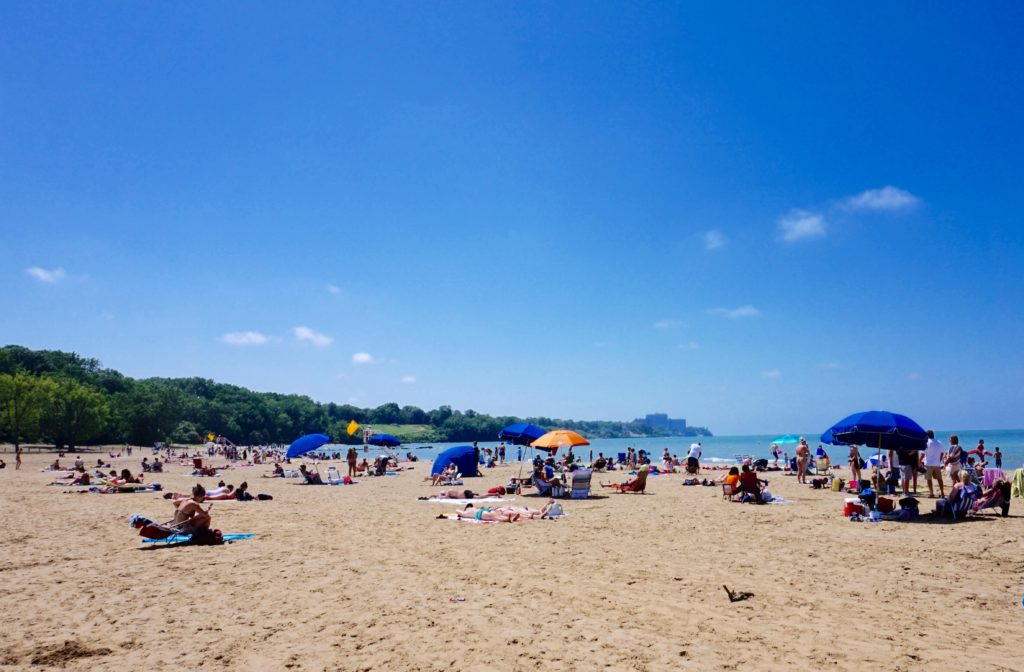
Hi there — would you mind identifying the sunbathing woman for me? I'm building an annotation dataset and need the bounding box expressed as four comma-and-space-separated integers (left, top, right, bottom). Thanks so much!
453, 506, 520, 522
172, 485, 212, 532
421, 488, 496, 500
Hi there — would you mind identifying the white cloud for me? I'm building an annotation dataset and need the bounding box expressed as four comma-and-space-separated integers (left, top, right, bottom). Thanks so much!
325, 284, 340, 295
292, 326, 333, 348
679, 341, 700, 350
762, 369, 782, 378
818, 362, 843, 370
703, 230, 726, 251
352, 352, 378, 365
842, 186, 920, 212
778, 210, 825, 242
908, 372, 922, 381
401, 375, 416, 384
709, 305, 761, 319
25, 266, 67, 284
653, 319, 684, 329
220, 331, 269, 346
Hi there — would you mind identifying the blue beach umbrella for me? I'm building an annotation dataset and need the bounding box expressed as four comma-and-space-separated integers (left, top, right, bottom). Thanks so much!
820, 410, 927, 452
499, 423, 548, 446
367, 433, 401, 448
286, 433, 331, 459
769, 434, 801, 445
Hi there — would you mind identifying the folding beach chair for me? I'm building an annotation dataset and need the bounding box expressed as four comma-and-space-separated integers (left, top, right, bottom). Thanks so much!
326, 466, 343, 484
569, 469, 592, 499
722, 483, 736, 501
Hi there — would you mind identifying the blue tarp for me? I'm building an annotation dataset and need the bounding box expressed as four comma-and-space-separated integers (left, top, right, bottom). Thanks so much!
286, 433, 331, 458
431, 444, 479, 478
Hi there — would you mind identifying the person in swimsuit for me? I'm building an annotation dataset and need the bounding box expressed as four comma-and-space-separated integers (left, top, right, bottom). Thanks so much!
172, 485, 212, 532
795, 438, 811, 485
453, 506, 519, 522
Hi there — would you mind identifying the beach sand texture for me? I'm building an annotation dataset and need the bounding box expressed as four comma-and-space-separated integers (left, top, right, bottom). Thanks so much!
1, 452, 1022, 672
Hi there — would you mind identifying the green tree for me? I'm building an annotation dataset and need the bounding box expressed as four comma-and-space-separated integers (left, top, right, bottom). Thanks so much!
41, 377, 109, 450
0, 372, 56, 449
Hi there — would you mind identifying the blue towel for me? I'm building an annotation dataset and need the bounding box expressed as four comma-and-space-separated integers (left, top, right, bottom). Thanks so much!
142, 533, 254, 544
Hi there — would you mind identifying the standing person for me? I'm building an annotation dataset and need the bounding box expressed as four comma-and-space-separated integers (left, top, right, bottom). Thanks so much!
498, 442, 506, 465
944, 435, 963, 483
848, 445, 862, 486
994, 446, 1002, 469
686, 442, 702, 473
889, 446, 918, 497
346, 446, 358, 478
15, 445, 22, 470
795, 438, 811, 485
923, 430, 945, 499
770, 444, 781, 467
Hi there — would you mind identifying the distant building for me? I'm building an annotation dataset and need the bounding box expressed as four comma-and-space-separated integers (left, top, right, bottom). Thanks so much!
634, 413, 687, 433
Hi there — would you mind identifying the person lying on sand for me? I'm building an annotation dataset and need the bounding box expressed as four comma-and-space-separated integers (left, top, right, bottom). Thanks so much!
452, 506, 520, 522
166, 484, 236, 501
420, 488, 505, 500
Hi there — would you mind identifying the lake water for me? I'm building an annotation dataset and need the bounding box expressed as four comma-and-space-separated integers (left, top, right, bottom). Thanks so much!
335, 428, 1024, 471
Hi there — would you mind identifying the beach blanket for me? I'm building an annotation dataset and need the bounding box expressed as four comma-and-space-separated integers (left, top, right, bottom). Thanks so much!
420, 497, 511, 505
91, 484, 162, 494
143, 533, 255, 544
765, 497, 795, 505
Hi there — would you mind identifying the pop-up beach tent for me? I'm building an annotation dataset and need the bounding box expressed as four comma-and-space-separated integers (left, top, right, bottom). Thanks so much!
432, 445, 479, 478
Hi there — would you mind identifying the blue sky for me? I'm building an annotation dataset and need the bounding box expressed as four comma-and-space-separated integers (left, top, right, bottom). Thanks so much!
2, 3, 1022, 434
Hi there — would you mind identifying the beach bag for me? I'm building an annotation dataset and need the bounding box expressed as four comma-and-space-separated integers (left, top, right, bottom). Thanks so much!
831, 478, 845, 492
545, 502, 564, 518
551, 484, 566, 498
877, 497, 895, 513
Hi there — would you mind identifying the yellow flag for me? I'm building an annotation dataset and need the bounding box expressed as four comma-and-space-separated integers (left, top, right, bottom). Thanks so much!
207, 433, 215, 442
346, 420, 360, 436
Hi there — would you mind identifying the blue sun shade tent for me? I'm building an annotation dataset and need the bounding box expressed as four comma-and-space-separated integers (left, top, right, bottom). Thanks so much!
431, 445, 478, 478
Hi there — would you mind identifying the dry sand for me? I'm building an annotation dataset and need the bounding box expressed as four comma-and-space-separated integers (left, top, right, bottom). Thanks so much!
1, 450, 1022, 672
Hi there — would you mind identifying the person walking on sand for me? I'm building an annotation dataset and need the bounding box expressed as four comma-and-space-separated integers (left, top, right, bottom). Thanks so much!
923, 430, 945, 499
15, 446, 22, 470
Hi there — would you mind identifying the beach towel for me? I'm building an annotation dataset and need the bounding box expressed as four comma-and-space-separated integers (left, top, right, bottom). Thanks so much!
1010, 469, 1024, 498
420, 497, 511, 505
143, 533, 254, 544
983, 468, 1006, 489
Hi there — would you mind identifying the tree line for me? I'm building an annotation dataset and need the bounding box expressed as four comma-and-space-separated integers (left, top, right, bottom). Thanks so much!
0, 345, 710, 450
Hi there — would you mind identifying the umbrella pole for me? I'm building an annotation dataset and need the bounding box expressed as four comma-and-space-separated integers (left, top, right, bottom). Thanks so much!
876, 433, 883, 508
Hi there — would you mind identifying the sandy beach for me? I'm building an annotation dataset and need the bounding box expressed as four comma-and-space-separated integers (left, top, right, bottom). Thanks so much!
1, 450, 1021, 672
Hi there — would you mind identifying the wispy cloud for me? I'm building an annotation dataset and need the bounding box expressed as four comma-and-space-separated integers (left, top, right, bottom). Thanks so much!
842, 186, 920, 212
778, 210, 825, 242
709, 305, 761, 319
292, 326, 333, 348
679, 341, 700, 350
653, 319, 684, 329
703, 230, 726, 251
325, 284, 340, 295
762, 369, 782, 378
401, 375, 416, 384
352, 352, 378, 365
25, 266, 67, 284
907, 372, 922, 381
220, 331, 269, 346
818, 362, 843, 370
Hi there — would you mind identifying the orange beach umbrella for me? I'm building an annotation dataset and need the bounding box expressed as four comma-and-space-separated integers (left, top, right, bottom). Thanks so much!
530, 430, 590, 455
